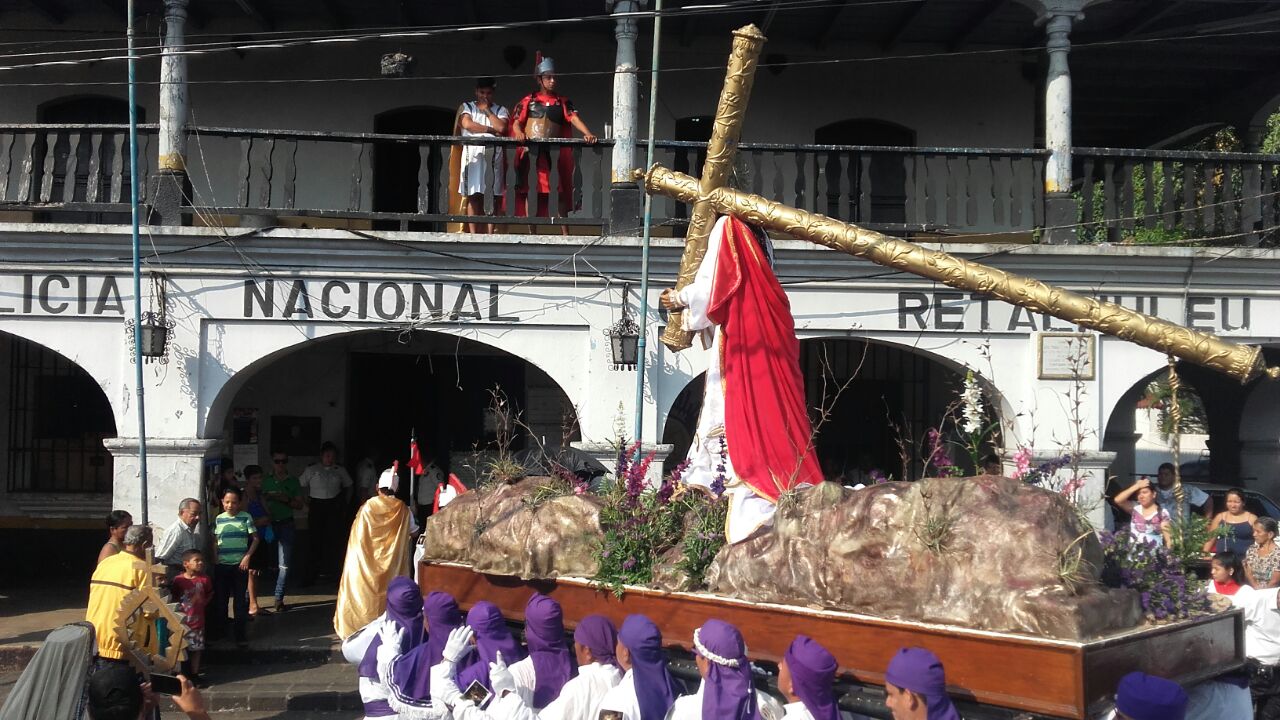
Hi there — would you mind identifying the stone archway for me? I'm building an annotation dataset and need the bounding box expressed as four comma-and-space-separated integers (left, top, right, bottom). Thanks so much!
659, 337, 1008, 481
0, 329, 118, 495
203, 328, 580, 486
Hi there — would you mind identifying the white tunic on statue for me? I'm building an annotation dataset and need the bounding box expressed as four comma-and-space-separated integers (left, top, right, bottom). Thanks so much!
676, 215, 779, 545
597, 670, 642, 720
666, 681, 785, 720
534, 662, 622, 720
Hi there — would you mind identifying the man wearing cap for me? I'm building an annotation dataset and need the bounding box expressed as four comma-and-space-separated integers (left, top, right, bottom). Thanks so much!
511, 54, 597, 222
333, 463, 417, 639
668, 618, 784, 720
780, 635, 841, 720
598, 614, 682, 720
883, 647, 960, 720
1108, 671, 1188, 720
456, 77, 510, 234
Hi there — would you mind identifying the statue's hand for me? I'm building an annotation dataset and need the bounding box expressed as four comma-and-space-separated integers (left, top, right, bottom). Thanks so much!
660, 289, 683, 311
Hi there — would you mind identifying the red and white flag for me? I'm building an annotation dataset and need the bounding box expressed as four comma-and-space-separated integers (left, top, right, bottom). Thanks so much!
408, 434, 425, 476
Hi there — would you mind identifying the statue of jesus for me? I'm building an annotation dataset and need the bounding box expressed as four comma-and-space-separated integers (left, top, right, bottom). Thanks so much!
661, 215, 824, 543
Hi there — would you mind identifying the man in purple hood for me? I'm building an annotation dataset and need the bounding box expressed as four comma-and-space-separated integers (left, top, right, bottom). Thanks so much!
383, 591, 468, 718
780, 635, 840, 720
508, 593, 575, 709
355, 577, 422, 719
668, 619, 782, 720
884, 647, 960, 720
598, 614, 682, 720
457, 601, 527, 693
534, 614, 623, 720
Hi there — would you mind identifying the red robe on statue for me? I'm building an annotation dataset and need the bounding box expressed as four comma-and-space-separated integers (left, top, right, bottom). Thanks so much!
707, 216, 824, 500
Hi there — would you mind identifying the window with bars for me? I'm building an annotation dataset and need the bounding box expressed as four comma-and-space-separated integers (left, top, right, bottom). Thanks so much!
5, 335, 116, 493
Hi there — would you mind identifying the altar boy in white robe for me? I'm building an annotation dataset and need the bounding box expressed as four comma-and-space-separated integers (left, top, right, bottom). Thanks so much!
598, 615, 682, 720
667, 619, 784, 720
534, 614, 622, 720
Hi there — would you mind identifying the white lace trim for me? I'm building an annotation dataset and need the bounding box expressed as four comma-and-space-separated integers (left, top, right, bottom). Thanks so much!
693, 627, 743, 668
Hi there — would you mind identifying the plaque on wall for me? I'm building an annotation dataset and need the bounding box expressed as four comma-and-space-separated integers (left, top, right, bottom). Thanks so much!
1037, 333, 1096, 380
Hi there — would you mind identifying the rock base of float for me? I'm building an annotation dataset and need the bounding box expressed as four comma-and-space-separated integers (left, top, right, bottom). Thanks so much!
705, 476, 1143, 640
421, 477, 605, 580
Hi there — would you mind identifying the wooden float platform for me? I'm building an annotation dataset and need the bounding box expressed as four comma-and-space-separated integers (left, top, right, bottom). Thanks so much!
419, 560, 1244, 719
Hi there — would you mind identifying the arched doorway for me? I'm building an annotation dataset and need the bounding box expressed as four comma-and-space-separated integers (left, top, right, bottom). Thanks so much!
814, 118, 915, 225
372, 106, 456, 229
0, 330, 117, 494
661, 338, 1002, 481
210, 330, 578, 488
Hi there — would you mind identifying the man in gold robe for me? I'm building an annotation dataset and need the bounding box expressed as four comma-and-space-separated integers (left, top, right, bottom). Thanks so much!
334, 462, 418, 639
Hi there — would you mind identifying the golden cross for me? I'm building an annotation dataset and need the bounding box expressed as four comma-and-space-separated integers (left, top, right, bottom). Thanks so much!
644, 26, 1277, 384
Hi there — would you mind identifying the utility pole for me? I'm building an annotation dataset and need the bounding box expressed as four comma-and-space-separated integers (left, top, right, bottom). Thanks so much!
633, 0, 662, 445
127, 0, 150, 523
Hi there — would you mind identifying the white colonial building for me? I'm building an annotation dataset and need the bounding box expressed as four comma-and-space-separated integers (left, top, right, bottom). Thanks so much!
0, 0, 1278, 575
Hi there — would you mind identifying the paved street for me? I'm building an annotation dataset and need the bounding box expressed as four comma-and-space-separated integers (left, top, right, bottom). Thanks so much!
1, 580, 361, 717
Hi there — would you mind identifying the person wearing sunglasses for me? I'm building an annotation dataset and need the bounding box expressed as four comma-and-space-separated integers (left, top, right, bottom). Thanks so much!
263, 451, 303, 612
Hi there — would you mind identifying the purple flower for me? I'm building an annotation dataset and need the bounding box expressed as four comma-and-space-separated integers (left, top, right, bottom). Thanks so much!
622, 557, 636, 570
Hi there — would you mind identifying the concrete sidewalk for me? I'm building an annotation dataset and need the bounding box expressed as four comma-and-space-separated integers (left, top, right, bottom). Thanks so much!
0, 580, 361, 717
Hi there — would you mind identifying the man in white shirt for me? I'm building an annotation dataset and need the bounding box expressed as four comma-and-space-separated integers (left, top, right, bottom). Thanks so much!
300, 441, 353, 583
1153, 463, 1212, 523
155, 497, 205, 577
458, 77, 510, 234
1239, 586, 1280, 718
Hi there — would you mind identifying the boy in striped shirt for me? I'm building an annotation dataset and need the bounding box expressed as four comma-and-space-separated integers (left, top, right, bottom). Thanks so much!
212, 486, 258, 647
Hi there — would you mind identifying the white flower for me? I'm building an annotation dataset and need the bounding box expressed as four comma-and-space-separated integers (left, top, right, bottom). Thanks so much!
961, 372, 984, 436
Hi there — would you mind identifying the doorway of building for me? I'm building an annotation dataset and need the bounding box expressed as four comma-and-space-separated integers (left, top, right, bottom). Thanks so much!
661, 338, 998, 481
372, 106, 455, 230
814, 119, 915, 225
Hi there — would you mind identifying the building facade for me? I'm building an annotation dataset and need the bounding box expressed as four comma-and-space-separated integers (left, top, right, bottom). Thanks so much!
1, 0, 1279, 558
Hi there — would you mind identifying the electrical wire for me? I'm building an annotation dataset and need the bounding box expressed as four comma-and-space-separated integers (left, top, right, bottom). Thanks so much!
0, 8, 1276, 80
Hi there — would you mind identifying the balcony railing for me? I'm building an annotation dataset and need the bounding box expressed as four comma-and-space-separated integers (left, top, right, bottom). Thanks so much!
1, 124, 1277, 245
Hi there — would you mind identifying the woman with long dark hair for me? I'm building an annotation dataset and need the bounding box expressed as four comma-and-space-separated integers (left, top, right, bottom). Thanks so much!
1114, 477, 1173, 547
1202, 488, 1257, 556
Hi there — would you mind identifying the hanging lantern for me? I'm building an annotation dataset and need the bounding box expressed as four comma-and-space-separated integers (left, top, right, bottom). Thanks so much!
605, 313, 641, 368
139, 311, 170, 358
604, 283, 641, 369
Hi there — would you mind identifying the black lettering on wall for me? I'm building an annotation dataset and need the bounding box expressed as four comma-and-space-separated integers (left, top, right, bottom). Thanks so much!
374, 282, 405, 320
488, 284, 518, 322
321, 281, 351, 319
93, 276, 123, 315
412, 283, 443, 320
450, 283, 482, 321
898, 292, 929, 330
244, 279, 274, 318
38, 274, 70, 314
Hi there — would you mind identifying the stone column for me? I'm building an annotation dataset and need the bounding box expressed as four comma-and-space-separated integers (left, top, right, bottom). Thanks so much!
607, 0, 644, 235
1041, 8, 1080, 244
150, 0, 191, 226
105, 437, 218, 532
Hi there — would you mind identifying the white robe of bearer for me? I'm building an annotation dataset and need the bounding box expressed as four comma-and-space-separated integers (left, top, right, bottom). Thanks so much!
597, 670, 642, 720
677, 216, 779, 544
667, 681, 785, 720
533, 662, 622, 720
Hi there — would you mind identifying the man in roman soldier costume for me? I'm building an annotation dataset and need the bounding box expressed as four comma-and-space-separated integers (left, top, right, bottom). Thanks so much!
510, 54, 597, 221
661, 215, 824, 544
